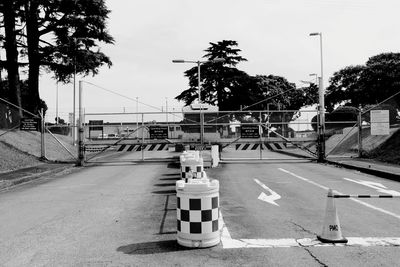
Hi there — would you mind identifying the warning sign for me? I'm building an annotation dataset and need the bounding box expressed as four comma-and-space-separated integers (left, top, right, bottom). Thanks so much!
149, 126, 168, 139
240, 125, 260, 138
371, 110, 389, 135
20, 118, 40, 131
89, 120, 103, 131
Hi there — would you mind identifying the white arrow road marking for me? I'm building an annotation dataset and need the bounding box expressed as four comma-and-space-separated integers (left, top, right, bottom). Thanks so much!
254, 179, 281, 206
344, 178, 400, 196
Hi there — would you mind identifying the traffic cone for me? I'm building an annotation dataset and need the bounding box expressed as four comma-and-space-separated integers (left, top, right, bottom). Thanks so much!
317, 189, 348, 243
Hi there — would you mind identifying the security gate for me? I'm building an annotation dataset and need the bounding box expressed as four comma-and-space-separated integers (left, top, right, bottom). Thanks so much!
81, 106, 323, 163
75, 81, 366, 165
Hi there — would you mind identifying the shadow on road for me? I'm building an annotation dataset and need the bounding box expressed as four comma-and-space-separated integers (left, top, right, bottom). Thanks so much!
152, 189, 176, 195
117, 240, 191, 255
154, 183, 176, 187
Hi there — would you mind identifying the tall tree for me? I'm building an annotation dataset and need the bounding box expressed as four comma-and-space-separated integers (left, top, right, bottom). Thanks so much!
248, 75, 318, 135
175, 40, 249, 110
21, 0, 114, 114
1, 0, 23, 116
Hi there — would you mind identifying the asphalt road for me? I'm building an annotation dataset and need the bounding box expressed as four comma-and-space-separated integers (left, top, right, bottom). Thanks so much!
1, 150, 400, 266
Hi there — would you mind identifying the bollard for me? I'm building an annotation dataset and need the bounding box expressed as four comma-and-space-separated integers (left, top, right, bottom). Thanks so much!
180, 151, 205, 181
176, 178, 220, 248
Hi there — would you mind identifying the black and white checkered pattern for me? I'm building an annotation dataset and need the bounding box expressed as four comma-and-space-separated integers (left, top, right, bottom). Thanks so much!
177, 196, 219, 234
181, 165, 205, 180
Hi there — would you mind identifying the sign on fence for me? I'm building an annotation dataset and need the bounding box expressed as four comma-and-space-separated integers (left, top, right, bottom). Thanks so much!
149, 126, 168, 139
89, 120, 103, 131
240, 125, 260, 138
20, 118, 40, 131
371, 110, 389, 136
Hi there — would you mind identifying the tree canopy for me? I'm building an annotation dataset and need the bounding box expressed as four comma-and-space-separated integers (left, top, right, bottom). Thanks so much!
175, 40, 319, 114
0, 0, 114, 115
326, 52, 400, 112
175, 40, 250, 111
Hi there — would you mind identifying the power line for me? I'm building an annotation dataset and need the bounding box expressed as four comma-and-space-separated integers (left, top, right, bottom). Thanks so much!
82, 81, 163, 111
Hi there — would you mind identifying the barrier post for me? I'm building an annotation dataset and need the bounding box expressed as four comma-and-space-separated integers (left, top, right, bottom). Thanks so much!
176, 178, 220, 248
358, 105, 363, 157
141, 113, 144, 160
180, 151, 206, 182
40, 109, 46, 160
77, 81, 85, 166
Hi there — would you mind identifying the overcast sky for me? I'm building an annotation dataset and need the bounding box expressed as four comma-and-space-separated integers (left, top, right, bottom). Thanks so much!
39, 0, 400, 122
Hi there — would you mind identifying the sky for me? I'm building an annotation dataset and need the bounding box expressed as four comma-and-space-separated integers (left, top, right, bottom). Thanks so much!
38, 0, 400, 123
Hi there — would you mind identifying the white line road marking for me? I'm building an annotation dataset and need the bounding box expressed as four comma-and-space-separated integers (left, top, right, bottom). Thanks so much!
344, 178, 400, 196
220, 211, 400, 248
278, 168, 329, 190
254, 179, 281, 206
278, 168, 400, 220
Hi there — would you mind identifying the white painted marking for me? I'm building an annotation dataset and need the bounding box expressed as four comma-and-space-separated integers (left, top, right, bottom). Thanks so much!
220, 211, 400, 248
278, 168, 329, 190
278, 168, 400, 220
254, 179, 281, 206
223, 237, 400, 248
344, 178, 400, 196
220, 212, 247, 249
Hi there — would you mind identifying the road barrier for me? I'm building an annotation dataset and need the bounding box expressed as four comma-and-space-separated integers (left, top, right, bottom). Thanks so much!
180, 151, 206, 182
176, 178, 220, 248
117, 143, 168, 152
85, 143, 170, 153
318, 189, 348, 243
234, 143, 287, 150
330, 194, 400, 198
318, 189, 400, 243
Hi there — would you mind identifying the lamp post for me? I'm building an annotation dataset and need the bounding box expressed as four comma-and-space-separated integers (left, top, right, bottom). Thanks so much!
71, 38, 78, 145
172, 58, 225, 103
309, 32, 325, 161
172, 57, 225, 146
71, 37, 89, 145
56, 82, 59, 124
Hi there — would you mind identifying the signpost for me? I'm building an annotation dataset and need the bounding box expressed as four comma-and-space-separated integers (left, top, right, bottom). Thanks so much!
149, 126, 168, 139
88, 120, 103, 139
240, 125, 260, 139
370, 110, 389, 136
20, 118, 40, 131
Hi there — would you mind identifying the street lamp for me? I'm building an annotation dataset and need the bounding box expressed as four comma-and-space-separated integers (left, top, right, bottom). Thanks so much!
71, 37, 88, 145
172, 57, 225, 103
172, 57, 225, 147
309, 32, 325, 161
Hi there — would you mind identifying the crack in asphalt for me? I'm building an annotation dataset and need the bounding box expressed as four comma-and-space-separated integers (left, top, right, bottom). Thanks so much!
301, 246, 329, 267
290, 221, 316, 235
291, 221, 329, 266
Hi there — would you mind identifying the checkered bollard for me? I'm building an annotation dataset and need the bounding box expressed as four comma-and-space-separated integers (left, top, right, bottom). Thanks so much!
180, 153, 205, 182
176, 179, 220, 248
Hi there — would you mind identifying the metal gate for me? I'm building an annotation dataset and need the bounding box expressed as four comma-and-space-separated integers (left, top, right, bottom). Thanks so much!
75, 82, 374, 165
81, 106, 322, 164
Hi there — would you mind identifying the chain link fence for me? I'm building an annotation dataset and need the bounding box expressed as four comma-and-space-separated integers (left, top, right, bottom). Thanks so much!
323, 93, 400, 159
0, 97, 78, 172
82, 107, 320, 161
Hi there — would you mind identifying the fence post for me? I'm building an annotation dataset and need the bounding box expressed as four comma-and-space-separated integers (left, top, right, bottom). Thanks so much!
259, 111, 262, 160
358, 105, 363, 158
142, 113, 145, 161
77, 80, 85, 166
40, 109, 46, 160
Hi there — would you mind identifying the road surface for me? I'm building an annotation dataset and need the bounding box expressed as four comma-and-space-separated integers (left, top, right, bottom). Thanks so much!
1, 150, 400, 266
